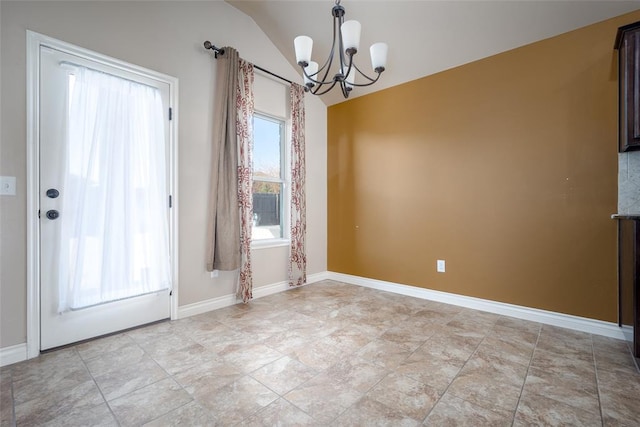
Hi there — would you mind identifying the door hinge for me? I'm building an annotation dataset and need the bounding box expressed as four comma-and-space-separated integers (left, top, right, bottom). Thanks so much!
38, 209, 41, 218
168, 107, 173, 121
169, 195, 172, 208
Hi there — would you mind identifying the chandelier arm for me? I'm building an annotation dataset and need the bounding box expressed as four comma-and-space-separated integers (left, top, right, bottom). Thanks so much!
311, 79, 340, 96
350, 73, 381, 87
340, 82, 351, 98
351, 62, 379, 83
351, 63, 382, 86
301, 63, 332, 87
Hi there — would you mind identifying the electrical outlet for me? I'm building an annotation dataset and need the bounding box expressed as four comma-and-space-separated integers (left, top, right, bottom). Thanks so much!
210, 270, 219, 278
437, 259, 446, 273
0, 176, 16, 196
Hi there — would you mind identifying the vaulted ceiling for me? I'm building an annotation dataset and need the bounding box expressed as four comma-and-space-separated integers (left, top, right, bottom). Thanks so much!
227, 0, 640, 106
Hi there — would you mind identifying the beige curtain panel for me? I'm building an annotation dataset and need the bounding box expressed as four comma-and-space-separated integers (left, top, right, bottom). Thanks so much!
206, 47, 241, 272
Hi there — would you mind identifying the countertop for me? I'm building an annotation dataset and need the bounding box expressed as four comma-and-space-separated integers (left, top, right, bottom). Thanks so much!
611, 213, 640, 220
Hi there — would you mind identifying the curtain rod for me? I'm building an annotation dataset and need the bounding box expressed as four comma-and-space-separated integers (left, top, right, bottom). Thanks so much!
203, 41, 294, 86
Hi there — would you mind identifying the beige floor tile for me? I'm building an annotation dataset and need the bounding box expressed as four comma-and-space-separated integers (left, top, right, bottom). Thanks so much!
125, 320, 176, 347
446, 370, 522, 416
379, 324, 439, 346
493, 316, 541, 334
356, 338, 420, 369
598, 368, 640, 425
514, 391, 602, 427
143, 401, 218, 426
39, 402, 117, 427
458, 351, 529, 389
523, 367, 598, 412
322, 327, 374, 354
530, 347, 597, 380
173, 357, 243, 388
14, 380, 104, 425
367, 373, 440, 422
322, 357, 389, 393
473, 335, 535, 367
250, 356, 318, 395
0, 371, 13, 426
93, 355, 168, 401
492, 323, 540, 347
193, 375, 278, 425
601, 391, 640, 426
12, 352, 92, 405
333, 396, 421, 426
150, 342, 219, 375
84, 343, 146, 377
425, 327, 484, 358
284, 377, 362, 424
240, 398, 320, 426
287, 336, 346, 370
221, 343, 284, 374
424, 393, 513, 426
536, 325, 593, 355
395, 344, 466, 394
594, 340, 638, 376
109, 378, 192, 426
75, 333, 136, 361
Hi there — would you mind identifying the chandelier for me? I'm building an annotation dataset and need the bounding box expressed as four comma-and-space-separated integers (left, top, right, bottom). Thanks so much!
294, 0, 388, 98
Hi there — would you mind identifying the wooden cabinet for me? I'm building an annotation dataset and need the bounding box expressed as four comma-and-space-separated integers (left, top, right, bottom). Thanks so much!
613, 215, 640, 361
615, 22, 640, 152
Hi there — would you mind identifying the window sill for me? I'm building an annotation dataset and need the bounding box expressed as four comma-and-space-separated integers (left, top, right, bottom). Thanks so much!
251, 239, 290, 250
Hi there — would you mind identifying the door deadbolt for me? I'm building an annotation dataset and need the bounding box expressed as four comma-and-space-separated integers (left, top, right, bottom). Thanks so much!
46, 188, 60, 198
46, 210, 60, 220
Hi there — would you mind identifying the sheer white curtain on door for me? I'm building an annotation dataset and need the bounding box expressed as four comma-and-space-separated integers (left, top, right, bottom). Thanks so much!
57, 66, 170, 312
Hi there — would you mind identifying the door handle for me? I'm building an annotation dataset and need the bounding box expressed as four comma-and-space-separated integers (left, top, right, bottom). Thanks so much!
46, 210, 60, 220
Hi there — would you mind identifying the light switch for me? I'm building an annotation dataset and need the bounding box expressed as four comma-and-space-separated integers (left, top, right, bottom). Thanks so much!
0, 176, 16, 196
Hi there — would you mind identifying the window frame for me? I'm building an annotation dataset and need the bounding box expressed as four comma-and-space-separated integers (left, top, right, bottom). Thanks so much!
251, 110, 291, 250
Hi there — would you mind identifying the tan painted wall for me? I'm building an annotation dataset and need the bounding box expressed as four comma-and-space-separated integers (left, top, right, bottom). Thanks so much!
0, 1, 327, 349
328, 10, 640, 323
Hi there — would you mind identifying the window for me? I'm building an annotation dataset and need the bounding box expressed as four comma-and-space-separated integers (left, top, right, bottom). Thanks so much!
252, 113, 287, 242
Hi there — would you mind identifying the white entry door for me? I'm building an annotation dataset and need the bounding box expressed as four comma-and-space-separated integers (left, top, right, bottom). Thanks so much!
39, 44, 174, 350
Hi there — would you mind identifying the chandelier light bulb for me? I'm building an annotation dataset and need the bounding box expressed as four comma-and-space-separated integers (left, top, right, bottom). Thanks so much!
370, 42, 388, 72
304, 61, 319, 87
294, 35, 313, 66
342, 66, 355, 89
341, 20, 361, 54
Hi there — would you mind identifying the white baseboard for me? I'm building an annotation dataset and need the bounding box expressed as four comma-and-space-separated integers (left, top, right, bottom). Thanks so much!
177, 293, 237, 319
307, 271, 331, 283
328, 272, 631, 342
0, 343, 27, 367
622, 325, 634, 342
177, 271, 330, 319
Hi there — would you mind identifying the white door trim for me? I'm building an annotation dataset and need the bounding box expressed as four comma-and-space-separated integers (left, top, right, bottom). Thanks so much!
26, 30, 179, 359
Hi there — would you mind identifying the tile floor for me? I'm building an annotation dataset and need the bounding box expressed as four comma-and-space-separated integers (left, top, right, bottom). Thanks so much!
1, 280, 639, 426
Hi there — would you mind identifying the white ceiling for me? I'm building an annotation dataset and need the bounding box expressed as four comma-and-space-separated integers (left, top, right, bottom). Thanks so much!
227, 0, 640, 106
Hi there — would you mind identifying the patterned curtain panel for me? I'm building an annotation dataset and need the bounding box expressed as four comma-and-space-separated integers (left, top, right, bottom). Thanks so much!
206, 47, 241, 272
236, 60, 255, 302
289, 84, 307, 287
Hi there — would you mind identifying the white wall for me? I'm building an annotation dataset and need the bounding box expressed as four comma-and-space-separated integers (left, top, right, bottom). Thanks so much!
0, 1, 327, 349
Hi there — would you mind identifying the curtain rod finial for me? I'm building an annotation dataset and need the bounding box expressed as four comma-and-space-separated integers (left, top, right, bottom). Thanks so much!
203, 41, 224, 58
